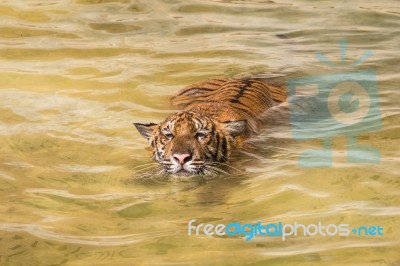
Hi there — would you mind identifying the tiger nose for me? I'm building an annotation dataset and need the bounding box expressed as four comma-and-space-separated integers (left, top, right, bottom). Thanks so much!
172, 153, 192, 165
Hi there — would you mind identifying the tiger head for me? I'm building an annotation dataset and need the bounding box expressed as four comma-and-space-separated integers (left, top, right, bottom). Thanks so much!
134, 111, 246, 175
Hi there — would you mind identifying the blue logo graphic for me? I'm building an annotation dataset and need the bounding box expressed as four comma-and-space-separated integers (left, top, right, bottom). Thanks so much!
286, 39, 381, 168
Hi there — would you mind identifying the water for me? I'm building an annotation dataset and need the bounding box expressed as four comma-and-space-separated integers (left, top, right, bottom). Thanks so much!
0, 0, 399, 265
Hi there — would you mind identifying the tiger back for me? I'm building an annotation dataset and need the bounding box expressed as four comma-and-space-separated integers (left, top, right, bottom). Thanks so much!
171, 78, 287, 136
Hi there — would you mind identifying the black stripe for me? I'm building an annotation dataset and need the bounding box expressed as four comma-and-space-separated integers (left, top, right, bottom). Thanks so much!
231, 80, 251, 102
241, 92, 273, 106
207, 124, 216, 158
210, 123, 216, 136
270, 87, 285, 95
154, 136, 161, 158
205, 136, 212, 146
212, 78, 228, 82
157, 127, 165, 144
249, 81, 271, 97
250, 80, 269, 88
154, 135, 158, 147
159, 138, 166, 145
204, 146, 212, 159
221, 136, 228, 162
177, 84, 234, 99
178, 87, 214, 96
230, 103, 254, 117
214, 133, 220, 161
233, 94, 262, 105
206, 82, 224, 86
194, 117, 204, 128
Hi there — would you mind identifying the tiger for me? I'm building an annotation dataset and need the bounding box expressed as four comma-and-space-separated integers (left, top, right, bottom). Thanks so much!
134, 77, 287, 176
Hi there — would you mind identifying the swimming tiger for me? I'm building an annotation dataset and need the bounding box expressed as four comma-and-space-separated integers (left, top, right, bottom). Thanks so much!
134, 77, 287, 176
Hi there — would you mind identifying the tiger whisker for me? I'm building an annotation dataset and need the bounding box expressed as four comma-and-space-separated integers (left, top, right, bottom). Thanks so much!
134, 169, 160, 178
205, 165, 228, 175
133, 164, 166, 179
203, 168, 217, 177
134, 164, 163, 173
207, 162, 243, 173
201, 169, 211, 176
155, 168, 168, 177
209, 169, 218, 177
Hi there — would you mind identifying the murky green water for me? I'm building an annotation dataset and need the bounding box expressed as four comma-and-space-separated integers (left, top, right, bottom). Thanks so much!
0, 0, 399, 265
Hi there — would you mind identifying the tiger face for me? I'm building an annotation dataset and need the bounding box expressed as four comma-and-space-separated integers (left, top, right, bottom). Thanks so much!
134, 111, 246, 175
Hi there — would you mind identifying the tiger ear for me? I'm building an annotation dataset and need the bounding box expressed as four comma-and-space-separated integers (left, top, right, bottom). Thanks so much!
222, 120, 247, 137
133, 122, 157, 139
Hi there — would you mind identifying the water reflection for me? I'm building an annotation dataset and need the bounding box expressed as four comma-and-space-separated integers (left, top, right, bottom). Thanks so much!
0, 0, 399, 265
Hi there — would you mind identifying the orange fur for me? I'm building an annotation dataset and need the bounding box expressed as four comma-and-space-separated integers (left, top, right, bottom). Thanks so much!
134, 77, 287, 175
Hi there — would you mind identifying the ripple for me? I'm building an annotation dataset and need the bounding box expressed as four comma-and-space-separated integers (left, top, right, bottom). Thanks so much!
4, 161, 34, 168
25, 188, 162, 201
55, 164, 120, 173
0, 171, 15, 181
0, 89, 163, 147
0, 0, 398, 263
0, 47, 148, 60
269, 201, 400, 220
89, 22, 141, 33
254, 184, 331, 200
260, 240, 397, 256
0, 26, 79, 39
0, 223, 170, 246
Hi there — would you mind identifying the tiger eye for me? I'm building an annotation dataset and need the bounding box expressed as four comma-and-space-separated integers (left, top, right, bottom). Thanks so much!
164, 133, 174, 139
196, 132, 207, 139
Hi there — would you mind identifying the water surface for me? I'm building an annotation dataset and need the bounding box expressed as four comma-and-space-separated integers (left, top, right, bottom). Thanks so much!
0, 0, 399, 265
